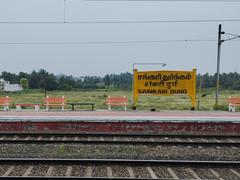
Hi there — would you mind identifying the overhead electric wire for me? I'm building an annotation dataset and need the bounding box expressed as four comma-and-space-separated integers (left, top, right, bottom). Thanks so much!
222, 32, 240, 42
0, 39, 219, 45
224, 32, 240, 37
223, 34, 240, 42
0, 19, 240, 24
1, 39, 239, 45
86, 0, 240, 1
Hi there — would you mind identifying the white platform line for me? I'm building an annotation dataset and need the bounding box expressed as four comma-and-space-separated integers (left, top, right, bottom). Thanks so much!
1, 115, 240, 118
0, 116, 239, 122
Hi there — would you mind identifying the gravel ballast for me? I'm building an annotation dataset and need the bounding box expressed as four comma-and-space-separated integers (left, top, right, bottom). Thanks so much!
0, 144, 239, 160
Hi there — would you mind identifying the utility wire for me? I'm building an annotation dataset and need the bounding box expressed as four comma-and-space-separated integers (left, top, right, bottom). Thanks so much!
0, 38, 239, 45
224, 32, 240, 37
0, 19, 240, 24
0, 39, 220, 45
0, 39, 238, 45
86, 0, 240, 1
222, 32, 240, 42
224, 36, 240, 42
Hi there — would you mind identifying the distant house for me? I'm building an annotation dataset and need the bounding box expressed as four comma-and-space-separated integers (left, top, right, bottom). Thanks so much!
0, 78, 22, 92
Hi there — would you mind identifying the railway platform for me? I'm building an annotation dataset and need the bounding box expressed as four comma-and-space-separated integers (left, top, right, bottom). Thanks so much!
0, 110, 239, 135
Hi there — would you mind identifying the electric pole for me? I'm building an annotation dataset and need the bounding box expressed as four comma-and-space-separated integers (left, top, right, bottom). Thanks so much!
215, 24, 223, 107
215, 24, 240, 108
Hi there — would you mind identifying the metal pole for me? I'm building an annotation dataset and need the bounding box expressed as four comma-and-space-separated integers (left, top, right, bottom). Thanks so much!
215, 24, 222, 107
132, 64, 136, 110
197, 76, 202, 110
63, 0, 66, 23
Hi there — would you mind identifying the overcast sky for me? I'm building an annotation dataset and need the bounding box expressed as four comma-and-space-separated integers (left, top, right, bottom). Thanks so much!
0, 0, 240, 76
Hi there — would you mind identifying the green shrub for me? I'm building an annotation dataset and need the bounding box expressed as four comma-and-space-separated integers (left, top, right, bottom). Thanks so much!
20, 78, 29, 90
213, 104, 228, 111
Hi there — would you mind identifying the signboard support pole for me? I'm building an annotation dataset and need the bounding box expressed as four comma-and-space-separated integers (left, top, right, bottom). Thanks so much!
132, 69, 138, 110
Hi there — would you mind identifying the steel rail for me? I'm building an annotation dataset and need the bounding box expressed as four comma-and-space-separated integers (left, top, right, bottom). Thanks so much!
0, 177, 157, 180
0, 132, 239, 138
0, 139, 239, 146
0, 158, 239, 166
0, 133, 239, 146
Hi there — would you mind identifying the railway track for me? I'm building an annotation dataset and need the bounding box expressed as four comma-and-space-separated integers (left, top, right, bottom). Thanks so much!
0, 158, 239, 179
0, 133, 239, 146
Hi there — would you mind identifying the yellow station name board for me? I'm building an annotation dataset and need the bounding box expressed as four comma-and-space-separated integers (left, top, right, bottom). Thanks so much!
133, 69, 197, 109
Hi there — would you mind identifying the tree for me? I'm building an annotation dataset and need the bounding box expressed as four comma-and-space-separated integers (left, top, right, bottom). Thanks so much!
57, 75, 76, 90
19, 72, 30, 80
39, 75, 58, 91
1, 71, 18, 83
233, 80, 240, 90
20, 78, 28, 90
103, 75, 111, 88
29, 70, 41, 89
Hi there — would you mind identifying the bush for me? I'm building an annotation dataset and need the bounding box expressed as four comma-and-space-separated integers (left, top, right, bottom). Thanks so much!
213, 104, 228, 111
20, 78, 28, 90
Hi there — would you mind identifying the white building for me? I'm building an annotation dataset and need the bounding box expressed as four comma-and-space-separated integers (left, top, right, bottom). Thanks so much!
0, 78, 23, 92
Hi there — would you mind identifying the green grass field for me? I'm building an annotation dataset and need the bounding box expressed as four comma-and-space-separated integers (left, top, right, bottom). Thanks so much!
0, 89, 239, 111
